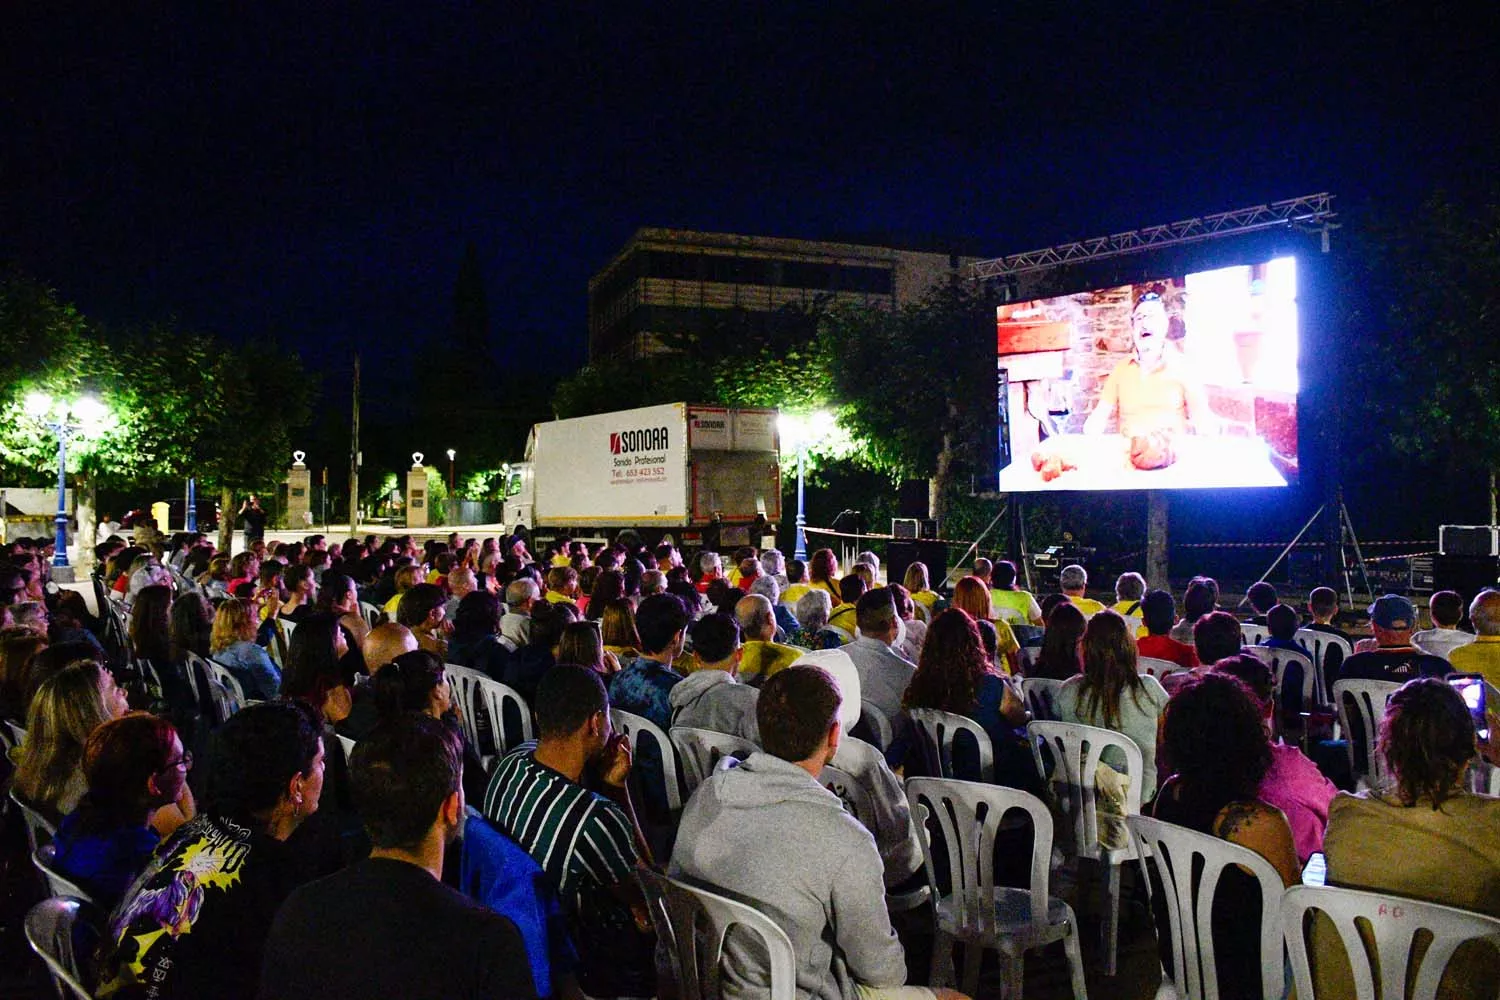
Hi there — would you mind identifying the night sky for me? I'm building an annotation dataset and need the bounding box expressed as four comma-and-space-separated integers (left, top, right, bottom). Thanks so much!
6, 4, 1496, 380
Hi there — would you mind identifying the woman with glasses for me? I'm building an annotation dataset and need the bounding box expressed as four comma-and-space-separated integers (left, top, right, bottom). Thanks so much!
50, 712, 196, 907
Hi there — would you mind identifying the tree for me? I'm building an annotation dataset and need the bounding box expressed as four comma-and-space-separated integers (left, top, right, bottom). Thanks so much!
1346, 189, 1500, 519
817, 279, 995, 520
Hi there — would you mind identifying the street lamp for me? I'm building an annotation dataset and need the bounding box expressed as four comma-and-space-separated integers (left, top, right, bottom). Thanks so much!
23, 391, 111, 578
777, 410, 835, 561
446, 449, 456, 494
446, 448, 457, 525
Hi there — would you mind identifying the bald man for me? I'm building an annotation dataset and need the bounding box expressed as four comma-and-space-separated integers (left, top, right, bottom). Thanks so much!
341, 623, 421, 740
1449, 591, 1500, 689
734, 594, 803, 685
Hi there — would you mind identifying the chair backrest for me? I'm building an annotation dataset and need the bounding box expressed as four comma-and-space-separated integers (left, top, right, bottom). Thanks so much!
1331, 678, 1401, 787
182, 652, 211, 707
203, 658, 248, 706
1240, 622, 1268, 647
856, 699, 893, 750
1028, 720, 1144, 862
446, 665, 534, 766
1127, 815, 1286, 1000
817, 762, 877, 828
337, 734, 358, 761
25, 897, 98, 1000
1295, 628, 1351, 687
611, 708, 683, 811
11, 787, 58, 853
359, 601, 386, 629
1138, 655, 1191, 681
671, 727, 758, 795
1243, 645, 1318, 708
637, 868, 796, 1000
267, 619, 292, 669
906, 777, 1056, 938
907, 707, 994, 783
1281, 884, 1500, 1000
1018, 677, 1066, 721
33, 844, 96, 905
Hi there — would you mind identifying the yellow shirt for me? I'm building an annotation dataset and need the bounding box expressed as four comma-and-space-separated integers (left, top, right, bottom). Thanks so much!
827, 604, 858, 637
383, 591, 404, 615
1447, 635, 1500, 689
737, 640, 805, 684
1111, 599, 1149, 639
1095, 355, 1197, 437
551, 553, 572, 568
807, 579, 841, 603
1068, 595, 1107, 616
782, 583, 813, 606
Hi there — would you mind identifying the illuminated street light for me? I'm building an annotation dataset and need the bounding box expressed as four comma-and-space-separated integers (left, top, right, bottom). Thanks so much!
777, 410, 834, 561
22, 391, 112, 578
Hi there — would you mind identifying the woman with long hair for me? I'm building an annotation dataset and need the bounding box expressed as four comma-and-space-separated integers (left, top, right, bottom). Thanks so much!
169, 592, 214, 663
13, 660, 131, 820
368, 649, 488, 804
807, 548, 841, 601
314, 570, 368, 648
1149, 672, 1299, 999
1057, 609, 1169, 799
51, 712, 196, 906
599, 599, 641, 660
1031, 601, 1087, 680
557, 620, 620, 677
280, 614, 353, 728
129, 584, 174, 667
902, 561, 942, 622
950, 576, 1021, 673
585, 569, 625, 622
210, 599, 281, 700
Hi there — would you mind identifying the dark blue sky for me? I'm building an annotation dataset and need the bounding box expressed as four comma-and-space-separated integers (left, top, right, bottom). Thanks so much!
3, 3, 1497, 378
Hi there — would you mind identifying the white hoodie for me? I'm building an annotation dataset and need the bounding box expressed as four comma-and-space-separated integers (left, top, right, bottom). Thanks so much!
668, 669, 759, 744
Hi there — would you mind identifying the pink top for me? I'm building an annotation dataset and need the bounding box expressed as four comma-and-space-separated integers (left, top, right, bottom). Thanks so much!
1258, 742, 1338, 862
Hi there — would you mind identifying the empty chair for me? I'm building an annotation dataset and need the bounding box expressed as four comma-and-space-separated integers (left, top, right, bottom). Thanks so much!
33, 844, 96, 906
1017, 677, 1065, 721
1331, 678, 1401, 789
1137, 655, 1191, 682
671, 727, 757, 795
1127, 815, 1286, 1000
637, 868, 796, 1000
906, 777, 1087, 999
1239, 622, 1268, 647
25, 897, 99, 1000
1282, 884, 1500, 1000
610, 708, 683, 812
1028, 720, 1145, 976
907, 707, 994, 783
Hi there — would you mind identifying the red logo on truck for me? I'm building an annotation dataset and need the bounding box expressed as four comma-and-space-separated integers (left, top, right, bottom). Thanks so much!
610, 427, 669, 454
610, 432, 621, 454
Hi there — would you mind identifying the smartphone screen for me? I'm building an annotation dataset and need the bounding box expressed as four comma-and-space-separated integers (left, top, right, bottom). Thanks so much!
1448, 674, 1488, 741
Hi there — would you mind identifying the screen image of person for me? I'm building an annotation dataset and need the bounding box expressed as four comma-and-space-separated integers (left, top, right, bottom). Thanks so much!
1081, 291, 1213, 443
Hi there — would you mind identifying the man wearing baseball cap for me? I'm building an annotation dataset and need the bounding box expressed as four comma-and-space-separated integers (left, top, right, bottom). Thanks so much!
1335, 594, 1450, 687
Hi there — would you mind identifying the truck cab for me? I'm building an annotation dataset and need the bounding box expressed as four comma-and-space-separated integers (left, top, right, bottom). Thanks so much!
500, 462, 534, 532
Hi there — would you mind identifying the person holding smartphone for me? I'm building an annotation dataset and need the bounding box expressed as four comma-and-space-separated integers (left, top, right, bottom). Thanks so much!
1318, 678, 1500, 993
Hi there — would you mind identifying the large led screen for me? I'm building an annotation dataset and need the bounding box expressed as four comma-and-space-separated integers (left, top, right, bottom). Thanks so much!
997, 257, 1298, 492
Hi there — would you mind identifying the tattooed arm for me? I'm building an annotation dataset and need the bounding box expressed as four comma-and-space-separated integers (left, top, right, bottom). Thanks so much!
1213, 800, 1300, 888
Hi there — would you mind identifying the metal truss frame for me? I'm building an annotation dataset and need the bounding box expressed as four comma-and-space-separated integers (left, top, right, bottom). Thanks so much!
972, 192, 1337, 278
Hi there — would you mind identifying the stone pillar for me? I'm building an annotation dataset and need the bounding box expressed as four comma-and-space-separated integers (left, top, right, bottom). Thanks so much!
406, 452, 429, 529
286, 451, 313, 531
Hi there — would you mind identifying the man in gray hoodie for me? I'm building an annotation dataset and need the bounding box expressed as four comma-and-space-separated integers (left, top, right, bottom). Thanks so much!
669, 614, 760, 743
671, 666, 959, 1000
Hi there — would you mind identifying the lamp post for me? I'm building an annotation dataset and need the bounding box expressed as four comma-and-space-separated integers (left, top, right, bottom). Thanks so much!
446, 449, 457, 525
777, 410, 834, 561
24, 392, 109, 578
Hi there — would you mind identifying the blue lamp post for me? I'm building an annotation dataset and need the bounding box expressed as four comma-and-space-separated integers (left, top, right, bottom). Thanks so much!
24, 392, 109, 577
777, 411, 834, 562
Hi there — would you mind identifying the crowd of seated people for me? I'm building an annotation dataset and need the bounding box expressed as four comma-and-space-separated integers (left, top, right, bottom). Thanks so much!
4, 526, 1500, 1000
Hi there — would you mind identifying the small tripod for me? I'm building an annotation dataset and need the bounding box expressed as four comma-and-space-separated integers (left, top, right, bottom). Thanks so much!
1244, 492, 1374, 610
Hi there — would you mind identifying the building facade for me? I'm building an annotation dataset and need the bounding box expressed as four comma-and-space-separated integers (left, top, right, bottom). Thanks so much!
588, 228, 980, 361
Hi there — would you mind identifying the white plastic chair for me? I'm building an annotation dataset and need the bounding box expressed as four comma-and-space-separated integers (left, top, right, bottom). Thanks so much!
445, 665, 535, 768
337, 734, 358, 761
1243, 645, 1320, 709
1295, 628, 1352, 693
819, 762, 929, 913
611, 708, 683, 811
1331, 678, 1401, 790
905, 777, 1087, 999
25, 897, 98, 1000
203, 658, 249, 708
671, 727, 757, 795
1028, 720, 1144, 976
359, 601, 386, 629
11, 788, 58, 853
1282, 884, 1500, 1000
1138, 655, 1191, 682
1240, 622, 1268, 647
637, 868, 796, 1000
907, 707, 995, 784
1127, 815, 1286, 1000
33, 845, 96, 906
1017, 677, 1065, 721
857, 699, 893, 750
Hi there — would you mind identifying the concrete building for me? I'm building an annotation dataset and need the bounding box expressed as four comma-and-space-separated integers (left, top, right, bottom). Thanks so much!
588, 228, 982, 361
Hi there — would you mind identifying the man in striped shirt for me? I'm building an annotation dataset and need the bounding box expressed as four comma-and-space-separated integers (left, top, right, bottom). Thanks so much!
483, 664, 655, 997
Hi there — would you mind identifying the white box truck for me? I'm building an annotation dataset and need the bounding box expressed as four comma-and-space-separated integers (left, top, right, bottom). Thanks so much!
501, 403, 782, 549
